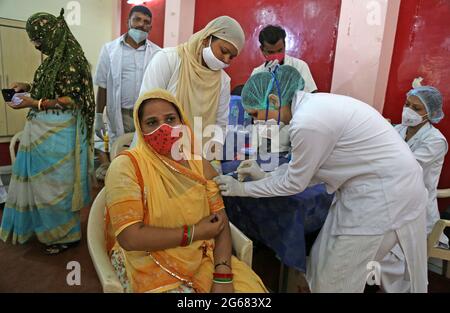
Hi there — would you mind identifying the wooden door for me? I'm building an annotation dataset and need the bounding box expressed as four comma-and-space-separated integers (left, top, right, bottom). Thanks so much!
0, 18, 41, 136
0, 39, 6, 136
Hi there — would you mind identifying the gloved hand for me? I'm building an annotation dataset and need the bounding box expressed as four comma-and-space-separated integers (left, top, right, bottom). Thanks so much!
95, 113, 106, 140
210, 160, 223, 175
237, 160, 268, 182
213, 175, 248, 197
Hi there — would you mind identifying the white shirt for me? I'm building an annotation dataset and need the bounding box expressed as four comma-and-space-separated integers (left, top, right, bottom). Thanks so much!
251, 55, 318, 93
395, 123, 448, 236
245, 91, 428, 236
140, 47, 230, 144
94, 34, 161, 142
121, 41, 146, 109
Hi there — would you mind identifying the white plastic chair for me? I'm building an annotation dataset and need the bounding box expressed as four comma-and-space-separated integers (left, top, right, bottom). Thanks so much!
109, 133, 134, 160
9, 131, 23, 165
87, 188, 254, 293
427, 188, 450, 278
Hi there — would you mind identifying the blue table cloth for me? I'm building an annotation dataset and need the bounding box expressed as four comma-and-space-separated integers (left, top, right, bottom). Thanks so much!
221, 160, 334, 272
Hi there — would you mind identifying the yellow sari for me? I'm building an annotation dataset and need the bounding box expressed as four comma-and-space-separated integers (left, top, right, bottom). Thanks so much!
104, 89, 267, 293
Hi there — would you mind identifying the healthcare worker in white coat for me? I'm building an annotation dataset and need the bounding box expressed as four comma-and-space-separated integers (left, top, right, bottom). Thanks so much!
214, 65, 429, 293
380, 86, 448, 292
137, 16, 245, 172
94, 5, 161, 144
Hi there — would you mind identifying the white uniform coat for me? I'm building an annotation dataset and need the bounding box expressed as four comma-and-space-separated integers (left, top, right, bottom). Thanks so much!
395, 123, 448, 238
244, 91, 429, 291
94, 35, 161, 142
380, 123, 448, 293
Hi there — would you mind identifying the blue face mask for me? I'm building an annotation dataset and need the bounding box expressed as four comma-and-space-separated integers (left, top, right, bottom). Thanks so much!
128, 28, 148, 44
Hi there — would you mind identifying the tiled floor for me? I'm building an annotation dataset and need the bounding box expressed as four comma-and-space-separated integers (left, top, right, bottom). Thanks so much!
0, 184, 449, 293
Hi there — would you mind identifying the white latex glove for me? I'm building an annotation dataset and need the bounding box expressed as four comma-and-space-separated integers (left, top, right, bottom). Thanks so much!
95, 113, 106, 140
213, 175, 248, 197
210, 160, 223, 175
237, 160, 268, 182
265, 59, 279, 72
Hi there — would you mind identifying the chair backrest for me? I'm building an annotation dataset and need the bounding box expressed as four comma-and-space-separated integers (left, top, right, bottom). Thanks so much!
110, 133, 134, 160
9, 131, 22, 164
427, 188, 450, 278
87, 188, 124, 292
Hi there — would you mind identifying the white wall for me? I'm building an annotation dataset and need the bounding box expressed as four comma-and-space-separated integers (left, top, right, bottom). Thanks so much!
0, 0, 121, 75
330, 0, 400, 112
164, 0, 195, 47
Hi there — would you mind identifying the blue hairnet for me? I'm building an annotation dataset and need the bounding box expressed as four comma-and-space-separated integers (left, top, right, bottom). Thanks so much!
242, 65, 304, 110
407, 86, 444, 124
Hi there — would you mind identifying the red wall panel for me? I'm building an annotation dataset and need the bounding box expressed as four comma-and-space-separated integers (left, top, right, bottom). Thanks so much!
194, 0, 341, 91
383, 0, 450, 210
120, 0, 165, 48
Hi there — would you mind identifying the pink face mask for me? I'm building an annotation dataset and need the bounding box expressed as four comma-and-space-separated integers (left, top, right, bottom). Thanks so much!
265, 52, 285, 63
143, 124, 183, 156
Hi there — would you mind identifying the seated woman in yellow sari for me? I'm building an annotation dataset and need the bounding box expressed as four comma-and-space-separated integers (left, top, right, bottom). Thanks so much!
104, 89, 267, 293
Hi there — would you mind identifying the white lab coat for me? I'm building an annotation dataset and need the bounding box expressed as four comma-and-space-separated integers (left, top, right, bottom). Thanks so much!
94, 35, 161, 143
244, 91, 428, 291
395, 123, 448, 237
251, 55, 318, 93
379, 123, 448, 293
139, 47, 230, 145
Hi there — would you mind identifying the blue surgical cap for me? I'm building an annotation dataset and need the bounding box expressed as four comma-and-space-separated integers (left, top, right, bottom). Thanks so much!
407, 86, 444, 124
242, 65, 304, 110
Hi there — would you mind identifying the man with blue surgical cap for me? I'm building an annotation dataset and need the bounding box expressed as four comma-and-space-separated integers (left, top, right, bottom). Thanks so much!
380, 85, 448, 292
214, 65, 429, 292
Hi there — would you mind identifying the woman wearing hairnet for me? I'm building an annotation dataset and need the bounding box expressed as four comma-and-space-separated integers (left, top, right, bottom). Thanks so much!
214, 65, 429, 292
380, 86, 448, 292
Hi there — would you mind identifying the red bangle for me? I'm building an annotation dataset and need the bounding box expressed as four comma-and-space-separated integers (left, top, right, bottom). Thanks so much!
213, 273, 233, 279
180, 225, 188, 246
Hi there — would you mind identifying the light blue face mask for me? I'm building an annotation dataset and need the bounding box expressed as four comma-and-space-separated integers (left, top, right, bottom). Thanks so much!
128, 28, 148, 44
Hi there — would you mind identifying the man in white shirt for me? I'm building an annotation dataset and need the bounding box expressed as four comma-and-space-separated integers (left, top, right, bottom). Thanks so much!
215, 67, 428, 292
251, 25, 317, 93
94, 5, 161, 144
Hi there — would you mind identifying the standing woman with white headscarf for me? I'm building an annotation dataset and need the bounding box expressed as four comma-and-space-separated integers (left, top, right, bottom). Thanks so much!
139, 16, 245, 171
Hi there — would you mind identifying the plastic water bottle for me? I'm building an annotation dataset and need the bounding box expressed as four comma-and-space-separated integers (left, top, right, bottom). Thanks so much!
231, 103, 239, 126
103, 128, 109, 154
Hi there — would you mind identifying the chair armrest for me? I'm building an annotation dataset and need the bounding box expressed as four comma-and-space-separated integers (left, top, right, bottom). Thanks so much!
437, 189, 450, 198
427, 219, 450, 257
87, 188, 124, 293
229, 222, 253, 268
87, 233, 124, 293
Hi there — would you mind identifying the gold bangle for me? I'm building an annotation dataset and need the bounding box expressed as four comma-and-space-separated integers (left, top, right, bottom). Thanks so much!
38, 99, 43, 110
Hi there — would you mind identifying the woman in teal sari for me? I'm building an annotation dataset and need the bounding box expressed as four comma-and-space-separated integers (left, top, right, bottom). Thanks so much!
0, 9, 95, 254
